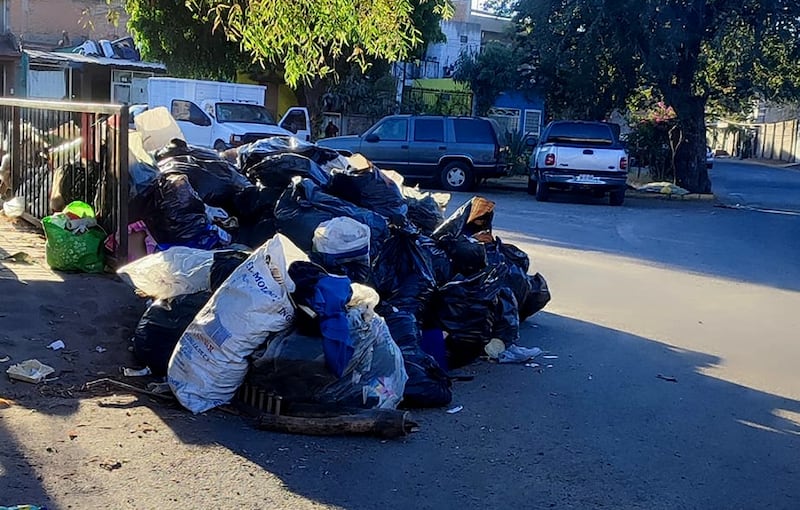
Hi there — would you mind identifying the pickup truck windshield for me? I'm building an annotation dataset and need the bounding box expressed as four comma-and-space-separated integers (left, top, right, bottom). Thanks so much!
545, 123, 615, 146
215, 103, 276, 125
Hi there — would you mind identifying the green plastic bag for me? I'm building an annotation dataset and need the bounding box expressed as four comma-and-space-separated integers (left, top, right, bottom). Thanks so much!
42, 201, 106, 273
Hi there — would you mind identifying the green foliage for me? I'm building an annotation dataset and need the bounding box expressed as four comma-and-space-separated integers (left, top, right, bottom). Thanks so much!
126, 0, 246, 80
192, 0, 454, 87
327, 66, 399, 117
503, 130, 535, 176
512, 0, 800, 192
453, 42, 521, 116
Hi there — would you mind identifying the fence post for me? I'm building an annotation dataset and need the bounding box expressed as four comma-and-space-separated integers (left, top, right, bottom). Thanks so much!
115, 106, 129, 263
10, 105, 19, 191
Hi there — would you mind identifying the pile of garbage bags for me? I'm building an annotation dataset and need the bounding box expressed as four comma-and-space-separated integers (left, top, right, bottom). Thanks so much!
117, 135, 551, 415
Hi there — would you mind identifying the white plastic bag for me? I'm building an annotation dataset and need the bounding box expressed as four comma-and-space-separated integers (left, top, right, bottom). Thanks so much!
167, 234, 308, 414
318, 304, 408, 409
117, 247, 215, 300
313, 217, 370, 255
2, 196, 25, 218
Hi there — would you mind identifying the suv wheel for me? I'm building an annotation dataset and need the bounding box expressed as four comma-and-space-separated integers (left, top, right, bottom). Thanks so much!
609, 187, 625, 206
441, 161, 474, 192
214, 139, 227, 152
535, 181, 550, 202
527, 177, 538, 195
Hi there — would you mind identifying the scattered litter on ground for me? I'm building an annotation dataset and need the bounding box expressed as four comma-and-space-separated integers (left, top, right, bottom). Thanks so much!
542, 355, 559, 359
656, 374, 678, 383
636, 182, 690, 196
122, 367, 152, 377
99, 459, 123, 471
498, 345, 543, 364
446, 405, 464, 414
94, 346, 107, 353
6, 359, 55, 383
0, 355, 10, 363
1, 251, 32, 264
47, 340, 65, 351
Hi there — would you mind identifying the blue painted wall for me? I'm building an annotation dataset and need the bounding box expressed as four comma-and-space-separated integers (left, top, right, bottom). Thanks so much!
492, 89, 545, 135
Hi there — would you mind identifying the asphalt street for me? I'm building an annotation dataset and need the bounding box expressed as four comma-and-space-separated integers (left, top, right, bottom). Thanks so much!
5, 159, 798, 509
175, 159, 800, 509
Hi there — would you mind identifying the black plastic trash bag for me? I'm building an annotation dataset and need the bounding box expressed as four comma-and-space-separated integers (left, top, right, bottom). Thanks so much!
238, 137, 342, 173
485, 238, 550, 321
210, 250, 250, 290
416, 235, 452, 285
154, 138, 220, 162
158, 155, 249, 211
231, 185, 284, 222
247, 328, 338, 402
132, 291, 211, 376
521, 272, 551, 319
371, 227, 436, 319
406, 194, 444, 235
381, 307, 452, 408
438, 235, 487, 277
434, 264, 520, 368
274, 177, 389, 255
141, 173, 221, 249
432, 196, 495, 240
326, 165, 408, 223
245, 152, 329, 189
235, 217, 278, 249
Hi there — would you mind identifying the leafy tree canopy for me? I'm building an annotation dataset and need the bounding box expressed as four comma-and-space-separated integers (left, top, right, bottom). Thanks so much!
191, 0, 453, 87
453, 42, 522, 116
513, 0, 800, 192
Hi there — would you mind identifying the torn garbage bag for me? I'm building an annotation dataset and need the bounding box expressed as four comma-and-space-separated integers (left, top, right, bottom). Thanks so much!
326, 162, 407, 223
370, 227, 436, 319
167, 234, 308, 414
434, 264, 520, 368
133, 291, 211, 376
288, 261, 354, 377
311, 217, 371, 283
274, 177, 388, 256
432, 196, 495, 240
381, 307, 452, 408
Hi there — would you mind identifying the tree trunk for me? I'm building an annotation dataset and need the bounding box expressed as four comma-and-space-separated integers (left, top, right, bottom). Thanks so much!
672, 96, 711, 194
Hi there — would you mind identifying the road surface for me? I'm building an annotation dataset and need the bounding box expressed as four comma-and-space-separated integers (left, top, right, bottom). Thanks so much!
2, 161, 799, 509
711, 158, 800, 212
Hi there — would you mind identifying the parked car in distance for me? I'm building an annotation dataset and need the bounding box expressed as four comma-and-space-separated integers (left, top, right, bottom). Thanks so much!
318, 114, 509, 191
529, 120, 629, 205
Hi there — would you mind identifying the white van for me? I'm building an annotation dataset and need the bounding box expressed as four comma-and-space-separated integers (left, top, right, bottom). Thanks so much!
147, 77, 311, 150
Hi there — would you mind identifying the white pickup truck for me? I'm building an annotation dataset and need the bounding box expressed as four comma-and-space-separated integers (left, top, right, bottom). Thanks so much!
528, 120, 629, 205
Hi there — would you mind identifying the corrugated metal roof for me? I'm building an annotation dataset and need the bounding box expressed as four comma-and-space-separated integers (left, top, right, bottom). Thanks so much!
24, 49, 166, 72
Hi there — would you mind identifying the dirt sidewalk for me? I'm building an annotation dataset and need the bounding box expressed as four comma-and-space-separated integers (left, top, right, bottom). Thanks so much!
0, 216, 331, 509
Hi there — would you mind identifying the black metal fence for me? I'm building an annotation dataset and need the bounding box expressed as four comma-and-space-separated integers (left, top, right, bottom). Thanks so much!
0, 98, 129, 262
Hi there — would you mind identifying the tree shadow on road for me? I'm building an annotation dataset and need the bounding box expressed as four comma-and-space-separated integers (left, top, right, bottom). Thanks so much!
29, 310, 789, 510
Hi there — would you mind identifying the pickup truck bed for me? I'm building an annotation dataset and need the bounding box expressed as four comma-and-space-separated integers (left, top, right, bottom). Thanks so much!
529, 121, 628, 205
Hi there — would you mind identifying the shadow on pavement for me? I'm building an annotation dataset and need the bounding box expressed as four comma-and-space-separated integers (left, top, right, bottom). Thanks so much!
35, 311, 791, 510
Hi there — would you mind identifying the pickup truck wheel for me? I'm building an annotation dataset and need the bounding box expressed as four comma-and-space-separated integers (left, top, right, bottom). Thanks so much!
440, 162, 474, 192
214, 140, 227, 152
609, 188, 625, 206
527, 177, 538, 195
535, 181, 549, 202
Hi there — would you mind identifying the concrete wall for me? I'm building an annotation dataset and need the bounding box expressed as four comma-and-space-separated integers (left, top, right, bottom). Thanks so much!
425, 21, 482, 74
10, 0, 130, 46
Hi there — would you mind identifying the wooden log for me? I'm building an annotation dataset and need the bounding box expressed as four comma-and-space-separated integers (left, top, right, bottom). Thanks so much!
257, 408, 418, 439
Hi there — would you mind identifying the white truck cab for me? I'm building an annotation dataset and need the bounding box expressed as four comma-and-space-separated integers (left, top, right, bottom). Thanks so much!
147, 77, 311, 150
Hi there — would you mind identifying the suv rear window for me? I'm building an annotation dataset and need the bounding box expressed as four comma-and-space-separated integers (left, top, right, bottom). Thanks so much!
453, 118, 495, 144
545, 123, 615, 146
414, 118, 445, 142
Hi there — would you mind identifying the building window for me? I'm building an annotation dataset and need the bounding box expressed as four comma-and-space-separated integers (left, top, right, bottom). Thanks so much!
460, 35, 469, 44
487, 107, 521, 139
524, 109, 543, 136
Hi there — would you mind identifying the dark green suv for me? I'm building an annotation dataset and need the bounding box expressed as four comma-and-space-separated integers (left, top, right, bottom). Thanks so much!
318, 115, 509, 191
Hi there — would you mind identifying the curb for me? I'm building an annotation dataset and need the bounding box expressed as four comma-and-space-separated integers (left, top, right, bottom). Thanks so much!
483, 178, 715, 201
